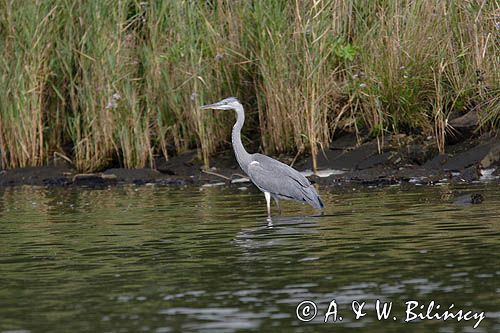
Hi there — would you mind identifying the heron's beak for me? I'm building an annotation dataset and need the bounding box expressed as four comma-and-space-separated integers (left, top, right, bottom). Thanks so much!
200, 101, 223, 110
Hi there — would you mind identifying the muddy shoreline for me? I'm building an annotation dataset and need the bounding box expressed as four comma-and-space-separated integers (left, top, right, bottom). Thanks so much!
1, 132, 498, 189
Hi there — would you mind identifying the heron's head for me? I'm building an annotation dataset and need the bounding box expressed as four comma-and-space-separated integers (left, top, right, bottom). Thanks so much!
200, 97, 241, 111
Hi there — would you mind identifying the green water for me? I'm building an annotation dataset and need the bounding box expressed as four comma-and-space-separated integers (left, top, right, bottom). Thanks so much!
0, 183, 499, 333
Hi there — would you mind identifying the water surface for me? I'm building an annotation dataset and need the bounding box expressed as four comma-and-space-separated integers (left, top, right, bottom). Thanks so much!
0, 183, 499, 332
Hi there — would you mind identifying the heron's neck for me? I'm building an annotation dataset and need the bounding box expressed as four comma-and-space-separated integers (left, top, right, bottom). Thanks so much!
232, 104, 252, 174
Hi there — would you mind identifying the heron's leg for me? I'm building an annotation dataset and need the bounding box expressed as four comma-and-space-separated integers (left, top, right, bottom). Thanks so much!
273, 197, 282, 215
264, 191, 271, 218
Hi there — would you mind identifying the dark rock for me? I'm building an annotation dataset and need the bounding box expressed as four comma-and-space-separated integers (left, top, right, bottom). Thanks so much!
330, 133, 359, 150
480, 142, 500, 169
72, 174, 110, 187
453, 193, 484, 205
103, 168, 160, 183
332, 166, 396, 185
423, 154, 448, 170
447, 110, 463, 123
157, 167, 175, 176
448, 110, 479, 130
155, 150, 199, 176
470, 193, 484, 204
310, 149, 344, 169
0, 166, 72, 186
357, 152, 392, 170
395, 167, 444, 184
297, 141, 381, 170
329, 141, 379, 169
460, 166, 480, 182
443, 143, 493, 171
43, 177, 71, 187
300, 137, 439, 174
446, 111, 480, 144
210, 149, 240, 171
156, 178, 192, 186
155, 149, 240, 178
405, 144, 436, 165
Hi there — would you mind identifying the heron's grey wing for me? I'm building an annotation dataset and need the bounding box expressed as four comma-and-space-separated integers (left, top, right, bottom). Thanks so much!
247, 155, 324, 209
253, 154, 311, 188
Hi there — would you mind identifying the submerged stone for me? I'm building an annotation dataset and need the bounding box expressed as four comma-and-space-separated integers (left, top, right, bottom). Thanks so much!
453, 193, 484, 205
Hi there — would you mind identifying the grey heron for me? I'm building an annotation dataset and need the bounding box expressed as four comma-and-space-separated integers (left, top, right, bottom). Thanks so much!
201, 97, 324, 218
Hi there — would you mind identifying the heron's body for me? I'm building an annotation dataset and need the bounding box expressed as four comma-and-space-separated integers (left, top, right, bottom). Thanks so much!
201, 97, 324, 218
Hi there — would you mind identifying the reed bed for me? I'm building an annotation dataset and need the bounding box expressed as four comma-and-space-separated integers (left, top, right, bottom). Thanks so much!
0, 0, 498, 172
